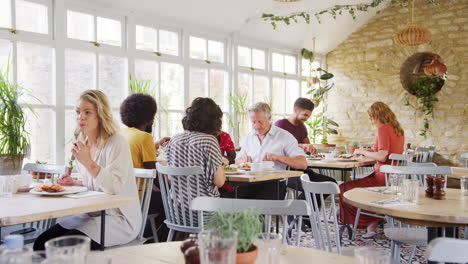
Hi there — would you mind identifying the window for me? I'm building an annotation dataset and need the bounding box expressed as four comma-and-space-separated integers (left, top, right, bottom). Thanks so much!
189, 68, 228, 111
189, 36, 225, 63
0, 0, 50, 35
237, 46, 265, 70
135, 25, 179, 56
67, 10, 122, 47
272, 78, 299, 116
272, 52, 297, 74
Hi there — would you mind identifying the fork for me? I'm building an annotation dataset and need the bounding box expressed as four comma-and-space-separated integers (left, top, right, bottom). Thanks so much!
66, 128, 81, 174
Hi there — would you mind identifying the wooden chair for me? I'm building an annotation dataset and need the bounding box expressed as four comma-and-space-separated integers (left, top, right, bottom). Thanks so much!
156, 163, 204, 241
426, 238, 468, 263
190, 197, 310, 246
300, 174, 343, 254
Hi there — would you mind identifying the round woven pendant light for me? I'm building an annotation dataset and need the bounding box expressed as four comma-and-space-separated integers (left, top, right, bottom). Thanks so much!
393, 0, 431, 46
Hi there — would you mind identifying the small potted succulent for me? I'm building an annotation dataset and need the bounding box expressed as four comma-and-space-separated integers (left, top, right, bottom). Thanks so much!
349, 142, 359, 155
206, 210, 263, 264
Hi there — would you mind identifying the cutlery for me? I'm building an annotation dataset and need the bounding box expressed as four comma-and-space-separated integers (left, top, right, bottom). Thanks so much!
66, 128, 80, 175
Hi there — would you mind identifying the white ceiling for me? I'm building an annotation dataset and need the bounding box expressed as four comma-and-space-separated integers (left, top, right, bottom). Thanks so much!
71, 0, 386, 54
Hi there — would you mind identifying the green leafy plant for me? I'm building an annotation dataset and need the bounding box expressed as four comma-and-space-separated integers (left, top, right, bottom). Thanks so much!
129, 74, 155, 96
351, 142, 359, 147
206, 210, 262, 253
0, 61, 37, 161
262, 0, 441, 28
227, 92, 249, 144
301, 48, 335, 107
305, 112, 339, 144
405, 73, 445, 138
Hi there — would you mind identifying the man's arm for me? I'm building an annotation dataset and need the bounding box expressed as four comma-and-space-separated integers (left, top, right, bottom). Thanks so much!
263, 153, 307, 170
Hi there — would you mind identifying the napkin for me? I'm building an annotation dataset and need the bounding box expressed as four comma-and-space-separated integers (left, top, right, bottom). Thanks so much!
64, 191, 105, 198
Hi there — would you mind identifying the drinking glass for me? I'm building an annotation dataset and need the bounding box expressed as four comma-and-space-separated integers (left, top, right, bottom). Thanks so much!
0, 247, 32, 264
45, 235, 91, 264
254, 233, 282, 264
198, 230, 237, 264
355, 247, 391, 264
388, 174, 404, 196
0, 176, 14, 198
461, 176, 468, 199
402, 179, 420, 204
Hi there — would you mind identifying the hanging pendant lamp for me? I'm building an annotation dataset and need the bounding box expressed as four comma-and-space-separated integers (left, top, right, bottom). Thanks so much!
394, 0, 431, 46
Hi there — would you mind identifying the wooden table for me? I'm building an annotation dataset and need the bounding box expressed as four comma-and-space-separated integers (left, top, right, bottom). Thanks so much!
344, 187, 468, 263
449, 167, 468, 179
307, 158, 376, 239
101, 241, 355, 264
225, 170, 303, 182
0, 192, 137, 250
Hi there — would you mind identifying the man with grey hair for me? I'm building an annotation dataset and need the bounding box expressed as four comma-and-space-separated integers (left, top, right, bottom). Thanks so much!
235, 102, 307, 200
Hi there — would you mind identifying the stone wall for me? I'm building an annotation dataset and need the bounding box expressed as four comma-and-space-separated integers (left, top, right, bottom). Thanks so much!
326, 0, 468, 166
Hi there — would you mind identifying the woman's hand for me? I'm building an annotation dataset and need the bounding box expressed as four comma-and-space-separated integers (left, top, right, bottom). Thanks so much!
222, 157, 229, 167
71, 141, 93, 168
57, 174, 75, 186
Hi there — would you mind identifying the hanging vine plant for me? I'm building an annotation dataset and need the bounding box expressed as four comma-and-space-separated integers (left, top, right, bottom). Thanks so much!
262, 0, 441, 29
301, 47, 334, 106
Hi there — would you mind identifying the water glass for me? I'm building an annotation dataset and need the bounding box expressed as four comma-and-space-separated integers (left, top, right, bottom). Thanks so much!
0, 247, 32, 264
461, 176, 468, 199
0, 176, 14, 198
355, 247, 391, 264
198, 230, 237, 264
251, 163, 263, 172
45, 235, 90, 264
388, 174, 403, 195
401, 179, 420, 204
254, 233, 282, 264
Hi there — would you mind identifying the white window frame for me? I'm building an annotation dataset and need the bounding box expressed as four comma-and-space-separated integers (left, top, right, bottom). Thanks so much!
133, 21, 182, 59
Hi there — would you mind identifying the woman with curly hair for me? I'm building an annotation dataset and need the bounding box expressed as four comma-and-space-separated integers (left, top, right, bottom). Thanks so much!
166, 98, 227, 201
339, 101, 405, 238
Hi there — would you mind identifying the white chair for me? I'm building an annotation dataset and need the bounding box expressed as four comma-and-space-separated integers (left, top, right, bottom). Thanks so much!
109, 168, 156, 248
190, 197, 310, 246
414, 146, 432, 163
462, 152, 468, 167
380, 164, 452, 263
14, 163, 66, 243
426, 237, 468, 263
156, 163, 205, 241
300, 174, 342, 254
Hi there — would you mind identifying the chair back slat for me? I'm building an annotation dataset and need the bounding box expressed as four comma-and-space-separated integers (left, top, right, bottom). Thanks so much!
381, 165, 451, 188
133, 168, 156, 240
300, 174, 341, 253
23, 163, 65, 183
389, 153, 413, 166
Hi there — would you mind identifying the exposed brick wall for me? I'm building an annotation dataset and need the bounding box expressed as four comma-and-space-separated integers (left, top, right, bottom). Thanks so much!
326, 0, 468, 166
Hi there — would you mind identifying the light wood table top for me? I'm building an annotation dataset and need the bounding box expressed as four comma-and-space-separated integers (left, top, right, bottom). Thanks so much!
0, 192, 137, 226
449, 167, 468, 179
307, 158, 376, 169
344, 187, 468, 227
102, 241, 355, 264
226, 170, 303, 182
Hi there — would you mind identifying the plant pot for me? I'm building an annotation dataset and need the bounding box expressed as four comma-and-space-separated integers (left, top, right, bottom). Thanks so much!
236, 245, 258, 264
0, 154, 24, 175
349, 146, 359, 155
321, 144, 336, 148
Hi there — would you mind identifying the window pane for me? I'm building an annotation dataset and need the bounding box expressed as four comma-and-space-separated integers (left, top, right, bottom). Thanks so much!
285, 80, 299, 111
135, 25, 157, 52
253, 75, 269, 104
301, 58, 311, 76
284, 55, 296, 74
135, 59, 159, 99
237, 73, 252, 107
112, 109, 124, 128
0, 0, 11, 28
160, 62, 184, 110
209, 70, 228, 111
252, 49, 265, 70
16, 0, 48, 34
160, 112, 183, 137
0, 39, 12, 74
99, 54, 126, 104
64, 108, 76, 162
17, 42, 54, 105
65, 49, 96, 106
301, 81, 309, 98
25, 108, 55, 163
272, 53, 283, 72
237, 46, 250, 67
208, 40, 224, 63
271, 78, 284, 114
189, 36, 206, 60
189, 67, 207, 104
67, 10, 94, 42
159, 29, 178, 56
97, 17, 121, 46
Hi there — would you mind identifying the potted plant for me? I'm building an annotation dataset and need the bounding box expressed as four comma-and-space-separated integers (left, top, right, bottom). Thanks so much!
305, 112, 339, 146
0, 62, 35, 175
206, 210, 263, 264
349, 142, 359, 155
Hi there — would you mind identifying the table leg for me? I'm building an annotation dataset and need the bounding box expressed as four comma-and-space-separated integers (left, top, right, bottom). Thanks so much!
100, 210, 105, 251
276, 180, 279, 234
339, 169, 353, 242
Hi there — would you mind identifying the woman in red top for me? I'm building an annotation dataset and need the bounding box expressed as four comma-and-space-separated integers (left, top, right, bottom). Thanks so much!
216, 131, 236, 164
339, 102, 405, 238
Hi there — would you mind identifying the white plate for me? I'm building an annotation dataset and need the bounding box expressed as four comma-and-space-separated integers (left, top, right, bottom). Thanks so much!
29, 186, 88, 196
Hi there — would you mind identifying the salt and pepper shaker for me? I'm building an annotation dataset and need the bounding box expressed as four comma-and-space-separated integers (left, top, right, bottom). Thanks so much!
425, 176, 435, 198
433, 176, 446, 200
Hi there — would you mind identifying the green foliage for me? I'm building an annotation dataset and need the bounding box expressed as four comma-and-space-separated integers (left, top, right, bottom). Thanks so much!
206, 210, 263, 253
0, 60, 37, 160
129, 74, 155, 97
262, 0, 441, 28
305, 112, 339, 144
405, 74, 445, 138
301, 48, 335, 106
351, 142, 359, 147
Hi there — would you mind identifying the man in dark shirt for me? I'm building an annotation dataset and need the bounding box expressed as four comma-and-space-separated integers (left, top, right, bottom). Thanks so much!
275, 98, 336, 208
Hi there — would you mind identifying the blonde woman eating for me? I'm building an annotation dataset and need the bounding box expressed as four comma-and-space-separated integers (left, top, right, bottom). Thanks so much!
339, 102, 405, 238
33, 90, 141, 250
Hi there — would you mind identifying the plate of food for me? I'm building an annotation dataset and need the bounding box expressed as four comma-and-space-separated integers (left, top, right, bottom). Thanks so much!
237, 163, 251, 171
30, 181, 88, 196
334, 154, 358, 162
